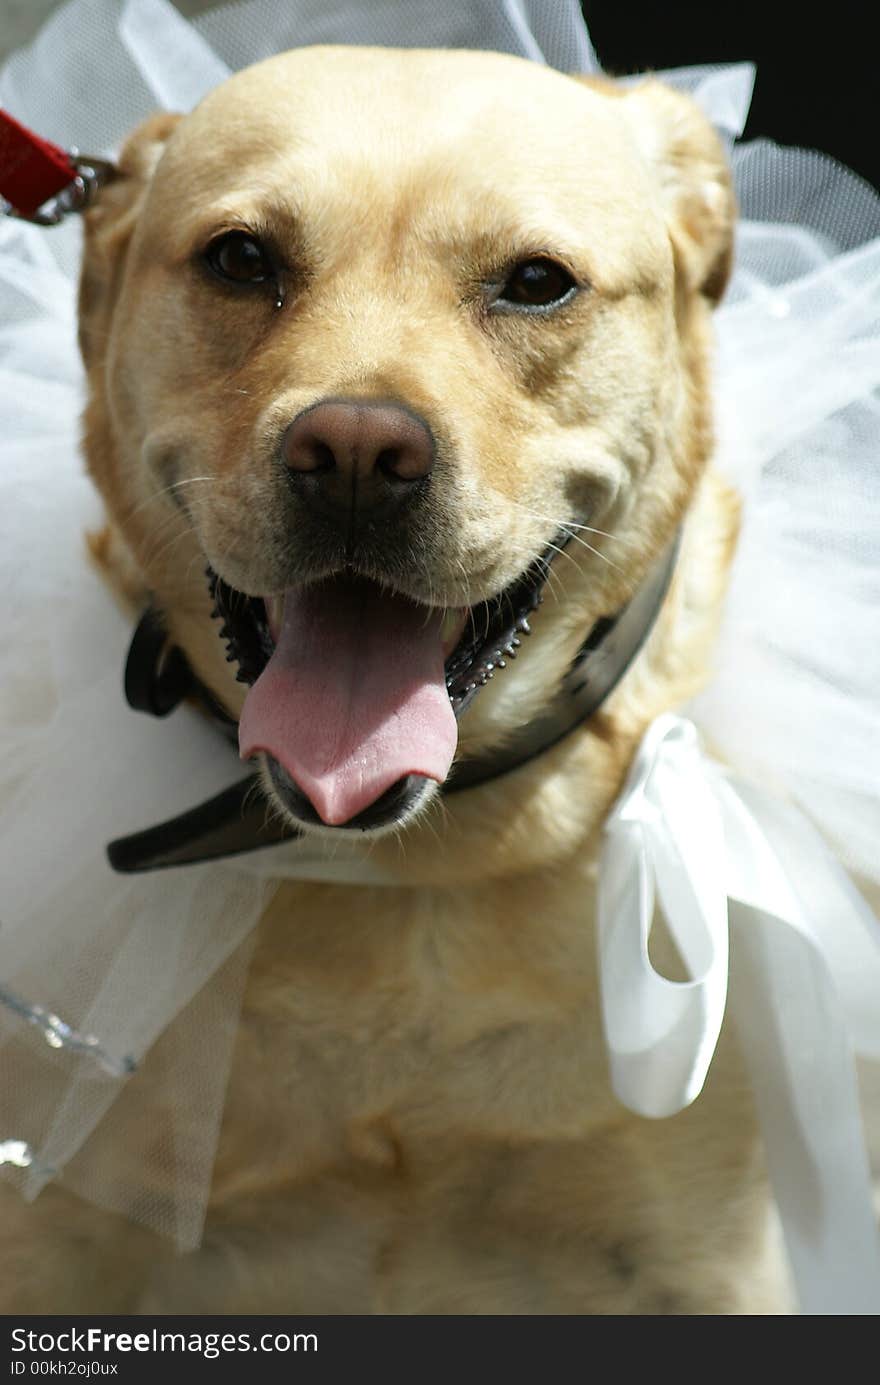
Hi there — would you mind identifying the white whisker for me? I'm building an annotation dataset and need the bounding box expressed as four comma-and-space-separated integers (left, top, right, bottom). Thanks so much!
124, 474, 215, 526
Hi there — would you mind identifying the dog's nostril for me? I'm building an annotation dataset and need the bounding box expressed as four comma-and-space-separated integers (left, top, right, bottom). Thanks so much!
285, 436, 337, 474
311, 441, 336, 473
376, 447, 405, 481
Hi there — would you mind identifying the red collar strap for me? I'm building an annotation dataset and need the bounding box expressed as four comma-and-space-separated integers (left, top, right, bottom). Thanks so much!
0, 109, 115, 223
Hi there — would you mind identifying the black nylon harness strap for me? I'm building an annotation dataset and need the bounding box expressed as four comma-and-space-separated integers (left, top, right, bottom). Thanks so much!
108, 535, 679, 872
122, 606, 238, 735
445, 535, 679, 792
107, 776, 296, 873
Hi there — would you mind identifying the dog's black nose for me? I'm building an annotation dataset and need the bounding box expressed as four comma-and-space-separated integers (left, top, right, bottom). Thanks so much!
282, 399, 434, 516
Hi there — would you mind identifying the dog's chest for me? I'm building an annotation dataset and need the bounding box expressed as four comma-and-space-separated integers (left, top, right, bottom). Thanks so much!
199, 875, 774, 1312
211, 871, 617, 1185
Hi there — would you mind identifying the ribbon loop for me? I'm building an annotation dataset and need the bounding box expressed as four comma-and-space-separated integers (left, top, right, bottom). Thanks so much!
600, 715, 880, 1313
599, 715, 729, 1117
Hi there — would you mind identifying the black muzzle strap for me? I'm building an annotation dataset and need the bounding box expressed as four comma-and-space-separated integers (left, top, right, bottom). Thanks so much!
108, 534, 679, 872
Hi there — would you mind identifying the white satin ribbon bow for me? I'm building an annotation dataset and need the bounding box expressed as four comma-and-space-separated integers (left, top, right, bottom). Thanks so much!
599, 714, 880, 1314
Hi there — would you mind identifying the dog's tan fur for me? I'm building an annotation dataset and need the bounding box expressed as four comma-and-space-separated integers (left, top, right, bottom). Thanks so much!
2, 48, 793, 1313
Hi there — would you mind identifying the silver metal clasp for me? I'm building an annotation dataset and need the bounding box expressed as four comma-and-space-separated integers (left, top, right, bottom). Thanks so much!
1, 149, 117, 226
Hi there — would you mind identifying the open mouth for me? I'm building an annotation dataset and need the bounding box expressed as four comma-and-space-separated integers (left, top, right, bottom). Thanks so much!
207, 543, 562, 831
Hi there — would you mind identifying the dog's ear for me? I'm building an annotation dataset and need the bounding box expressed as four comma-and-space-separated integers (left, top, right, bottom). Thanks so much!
78, 112, 182, 367
618, 80, 735, 306
572, 76, 734, 304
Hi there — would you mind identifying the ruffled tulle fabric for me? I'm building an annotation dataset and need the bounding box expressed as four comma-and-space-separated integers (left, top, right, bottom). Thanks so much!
0, 0, 877, 1246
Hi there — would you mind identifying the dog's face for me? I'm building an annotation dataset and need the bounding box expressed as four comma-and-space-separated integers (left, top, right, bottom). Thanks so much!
80, 47, 732, 838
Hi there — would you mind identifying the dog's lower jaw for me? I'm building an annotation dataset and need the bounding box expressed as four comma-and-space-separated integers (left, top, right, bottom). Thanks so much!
261, 754, 437, 838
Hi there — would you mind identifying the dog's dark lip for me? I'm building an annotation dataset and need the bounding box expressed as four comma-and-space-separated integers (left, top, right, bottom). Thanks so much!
206, 535, 568, 719
267, 759, 433, 832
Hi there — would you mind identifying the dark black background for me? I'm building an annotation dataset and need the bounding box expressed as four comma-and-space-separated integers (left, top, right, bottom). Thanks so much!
581, 4, 876, 188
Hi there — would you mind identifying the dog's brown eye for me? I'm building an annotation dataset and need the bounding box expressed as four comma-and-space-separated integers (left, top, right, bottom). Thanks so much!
497, 258, 576, 309
205, 231, 271, 284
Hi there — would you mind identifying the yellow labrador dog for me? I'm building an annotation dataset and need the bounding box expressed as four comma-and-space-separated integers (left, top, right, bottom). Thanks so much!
3, 46, 790, 1313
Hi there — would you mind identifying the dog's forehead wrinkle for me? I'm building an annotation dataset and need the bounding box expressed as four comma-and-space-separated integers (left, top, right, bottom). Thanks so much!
163, 159, 632, 291
167, 191, 659, 325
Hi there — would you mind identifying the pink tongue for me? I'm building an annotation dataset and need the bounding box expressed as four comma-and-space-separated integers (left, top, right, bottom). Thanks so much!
239, 577, 458, 826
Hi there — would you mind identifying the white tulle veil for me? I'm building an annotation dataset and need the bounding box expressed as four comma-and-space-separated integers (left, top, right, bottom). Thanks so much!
1, 0, 878, 1255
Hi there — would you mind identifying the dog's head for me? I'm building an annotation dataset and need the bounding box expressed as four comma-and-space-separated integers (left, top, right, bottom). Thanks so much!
79, 47, 732, 842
